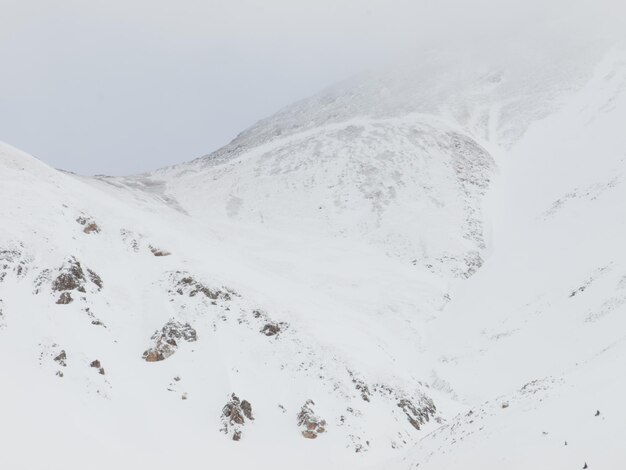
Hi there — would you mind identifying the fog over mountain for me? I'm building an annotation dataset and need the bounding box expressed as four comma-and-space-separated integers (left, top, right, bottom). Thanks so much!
1, 0, 623, 174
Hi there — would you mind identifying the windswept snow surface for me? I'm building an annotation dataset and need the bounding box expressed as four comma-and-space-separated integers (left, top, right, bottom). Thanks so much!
2, 44, 626, 469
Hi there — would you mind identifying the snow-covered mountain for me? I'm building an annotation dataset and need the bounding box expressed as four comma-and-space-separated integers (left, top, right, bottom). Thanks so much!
2, 42, 626, 469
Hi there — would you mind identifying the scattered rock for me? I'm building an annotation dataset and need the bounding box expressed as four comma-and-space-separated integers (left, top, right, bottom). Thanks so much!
297, 400, 326, 439
54, 350, 67, 367
353, 439, 370, 453
149, 245, 171, 257
348, 371, 371, 402
570, 286, 586, 297
356, 381, 371, 401
83, 307, 106, 327
39, 342, 75, 379
595, 410, 600, 416
87, 269, 103, 289
120, 229, 142, 252
76, 216, 101, 234
33, 269, 52, 294
501, 401, 509, 409
253, 310, 288, 337
0, 244, 29, 282
519, 378, 557, 396
142, 319, 197, 362
90, 359, 105, 375
170, 273, 233, 301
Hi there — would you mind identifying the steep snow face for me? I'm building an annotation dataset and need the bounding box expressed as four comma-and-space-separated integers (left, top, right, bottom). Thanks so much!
393, 44, 626, 470
2, 44, 626, 470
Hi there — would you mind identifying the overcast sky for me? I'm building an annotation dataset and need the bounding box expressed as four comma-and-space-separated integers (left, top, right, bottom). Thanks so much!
0, 0, 622, 175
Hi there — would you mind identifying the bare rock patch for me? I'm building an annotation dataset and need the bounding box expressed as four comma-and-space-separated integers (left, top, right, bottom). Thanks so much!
90, 359, 105, 375
56, 292, 73, 304
54, 350, 67, 367
142, 319, 197, 362
297, 400, 327, 439
396, 396, 436, 431
221, 393, 254, 440
50, 257, 103, 296
76, 215, 101, 234
149, 245, 171, 257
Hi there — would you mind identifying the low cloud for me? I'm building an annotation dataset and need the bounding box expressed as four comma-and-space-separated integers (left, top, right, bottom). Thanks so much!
0, 0, 623, 175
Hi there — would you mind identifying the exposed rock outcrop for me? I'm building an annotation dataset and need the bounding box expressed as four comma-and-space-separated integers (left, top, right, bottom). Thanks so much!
253, 310, 288, 337
297, 400, 326, 439
221, 394, 254, 441
142, 319, 197, 362
260, 322, 282, 336
396, 396, 436, 430
370, 383, 437, 432
50, 257, 103, 296
87, 269, 103, 289
56, 292, 73, 304
169, 272, 233, 301
51, 260, 85, 292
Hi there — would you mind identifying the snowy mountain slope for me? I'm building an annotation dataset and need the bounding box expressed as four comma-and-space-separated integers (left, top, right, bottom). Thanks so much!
386, 44, 626, 469
0, 141, 448, 469
2, 140, 450, 468
185, 41, 603, 168
123, 115, 495, 279
2, 43, 626, 470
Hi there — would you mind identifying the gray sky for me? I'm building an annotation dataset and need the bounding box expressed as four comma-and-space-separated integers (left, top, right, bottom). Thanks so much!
0, 0, 621, 176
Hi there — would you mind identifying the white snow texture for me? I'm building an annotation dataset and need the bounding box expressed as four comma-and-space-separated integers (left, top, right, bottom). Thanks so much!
1, 42, 626, 470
